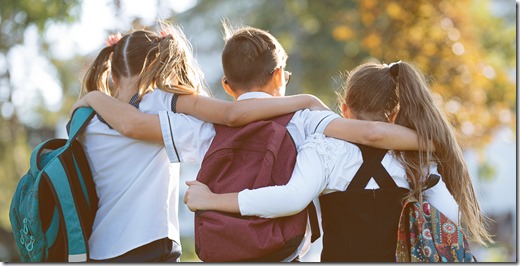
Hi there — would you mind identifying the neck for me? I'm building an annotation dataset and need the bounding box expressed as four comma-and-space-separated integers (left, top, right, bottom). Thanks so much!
115, 76, 140, 102
234, 85, 281, 100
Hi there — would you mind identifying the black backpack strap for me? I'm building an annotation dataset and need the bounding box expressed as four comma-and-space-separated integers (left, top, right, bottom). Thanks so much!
347, 143, 397, 190
423, 174, 440, 191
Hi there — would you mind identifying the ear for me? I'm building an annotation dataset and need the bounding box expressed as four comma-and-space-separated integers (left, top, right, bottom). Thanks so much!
389, 110, 398, 123
271, 67, 283, 88
341, 103, 353, 119
222, 77, 237, 99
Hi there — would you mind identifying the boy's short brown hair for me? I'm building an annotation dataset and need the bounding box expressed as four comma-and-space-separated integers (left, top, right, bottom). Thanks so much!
222, 24, 287, 92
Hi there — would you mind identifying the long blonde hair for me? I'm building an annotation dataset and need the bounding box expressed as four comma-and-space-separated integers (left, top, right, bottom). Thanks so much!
340, 61, 493, 245
81, 21, 208, 100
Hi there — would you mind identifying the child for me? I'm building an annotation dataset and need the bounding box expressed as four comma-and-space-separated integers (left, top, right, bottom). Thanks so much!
184, 61, 493, 262
75, 21, 330, 262
73, 24, 424, 261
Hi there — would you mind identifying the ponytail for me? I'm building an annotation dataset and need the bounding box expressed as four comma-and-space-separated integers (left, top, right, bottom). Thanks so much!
393, 61, 493, 245
137, 23, 209, 101
82, 21, 209, 103
81, 46, 114, 98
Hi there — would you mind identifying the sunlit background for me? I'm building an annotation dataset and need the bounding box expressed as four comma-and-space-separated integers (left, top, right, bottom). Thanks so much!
0, 0, 516, 262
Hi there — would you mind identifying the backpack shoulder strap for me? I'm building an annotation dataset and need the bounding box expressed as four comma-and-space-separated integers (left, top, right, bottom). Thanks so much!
29, 106, 94, 184
423, 174, 440, 191
347, 143, 397, 189
43, 163, 88, 262
68, 107, 95, 142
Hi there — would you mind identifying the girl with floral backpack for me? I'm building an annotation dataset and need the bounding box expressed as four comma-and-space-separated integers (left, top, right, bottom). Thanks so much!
184, 61, 493, 262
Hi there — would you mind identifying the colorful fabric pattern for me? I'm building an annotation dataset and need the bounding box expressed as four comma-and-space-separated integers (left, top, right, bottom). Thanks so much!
396, 198, 474, 262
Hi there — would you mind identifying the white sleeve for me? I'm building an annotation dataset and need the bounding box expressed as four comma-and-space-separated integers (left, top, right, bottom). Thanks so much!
238, 147, 328, 218
287, 109, 339, 148
158, 110, 215, 163
423, 173, 460, 223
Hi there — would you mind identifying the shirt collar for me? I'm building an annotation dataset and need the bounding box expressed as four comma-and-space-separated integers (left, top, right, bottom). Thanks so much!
237, 91, 273, 101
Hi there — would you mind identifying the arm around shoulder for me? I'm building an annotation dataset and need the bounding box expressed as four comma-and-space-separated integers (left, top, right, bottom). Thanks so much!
79, 91, 163, 142
324, 118, 432, 151
176, 94, 329, 127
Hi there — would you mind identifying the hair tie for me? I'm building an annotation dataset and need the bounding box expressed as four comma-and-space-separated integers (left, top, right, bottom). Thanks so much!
106, 33, 122, 47
160, 30, 171, 39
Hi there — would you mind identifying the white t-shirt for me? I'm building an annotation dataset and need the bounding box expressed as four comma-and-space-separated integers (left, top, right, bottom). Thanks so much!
157, 91, 340, 261
80, 89, 180, 260
238, 133, 460, 223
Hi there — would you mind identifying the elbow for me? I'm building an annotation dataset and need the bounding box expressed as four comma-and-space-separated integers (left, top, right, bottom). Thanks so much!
224, 112, 246, 127
281, 199, 310, 217
118, 121, 141, 139
359, 122, 385, 145
284, 202, 309, 217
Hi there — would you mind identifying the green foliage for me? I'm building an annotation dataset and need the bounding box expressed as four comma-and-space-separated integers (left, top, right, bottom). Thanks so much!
0, 0, 515, 261
0, 0, 81, 231
179, 0, 516, 148
179, 236, 201, 262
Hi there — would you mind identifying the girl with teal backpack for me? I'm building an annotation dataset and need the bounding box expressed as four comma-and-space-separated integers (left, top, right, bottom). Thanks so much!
10, 21, 327, 262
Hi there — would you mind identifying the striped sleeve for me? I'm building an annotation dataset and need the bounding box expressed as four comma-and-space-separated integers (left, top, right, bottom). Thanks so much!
159, 111, 181, 163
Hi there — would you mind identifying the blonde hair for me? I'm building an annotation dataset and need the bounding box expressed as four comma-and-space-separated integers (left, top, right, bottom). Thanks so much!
81, 21, 208, 100
340, 61, 493, 245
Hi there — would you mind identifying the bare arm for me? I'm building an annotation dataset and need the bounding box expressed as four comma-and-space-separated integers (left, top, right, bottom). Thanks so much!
71, 91, 328, 142
176, 93, 328, 126
71, 91, 162, 142
324, 118, 434, 151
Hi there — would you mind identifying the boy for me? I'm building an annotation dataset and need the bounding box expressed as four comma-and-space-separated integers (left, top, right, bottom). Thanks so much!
161, 25, 340, 261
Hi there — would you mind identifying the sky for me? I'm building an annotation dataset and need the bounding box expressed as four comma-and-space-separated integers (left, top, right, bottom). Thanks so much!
5, 0, 198, 126
46, 0, 198, 60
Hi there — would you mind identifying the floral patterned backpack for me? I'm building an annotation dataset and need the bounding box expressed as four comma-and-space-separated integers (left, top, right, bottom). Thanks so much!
395, 174, 475, 262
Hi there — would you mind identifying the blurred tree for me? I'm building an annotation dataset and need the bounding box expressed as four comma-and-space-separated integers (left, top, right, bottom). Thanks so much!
0, 0, 515, 260
178, 0, 515, 148
0, 0, 81, 230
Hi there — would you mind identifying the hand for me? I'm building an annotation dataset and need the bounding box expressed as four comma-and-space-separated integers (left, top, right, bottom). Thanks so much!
70, 95, 91, 118
305, 94, 330, 111
184, 180, 213, 212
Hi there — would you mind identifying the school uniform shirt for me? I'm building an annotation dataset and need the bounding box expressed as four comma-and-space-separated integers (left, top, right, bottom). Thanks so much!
79, 89, 180, 260
238, 133, 460, 223
157, 91, 340, 261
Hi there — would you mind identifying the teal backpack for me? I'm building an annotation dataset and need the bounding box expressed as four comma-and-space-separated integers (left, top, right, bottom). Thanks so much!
9, 107, 98, 262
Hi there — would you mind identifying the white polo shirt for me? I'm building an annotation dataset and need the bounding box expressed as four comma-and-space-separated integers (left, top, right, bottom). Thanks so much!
79, 89, 180, 260
238, 133, 460, 223
157, 91, 340, 261
158, 91, 340, 164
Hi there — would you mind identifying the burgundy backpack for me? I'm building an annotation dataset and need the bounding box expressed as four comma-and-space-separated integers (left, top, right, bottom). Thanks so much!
194, 113, 312, 262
